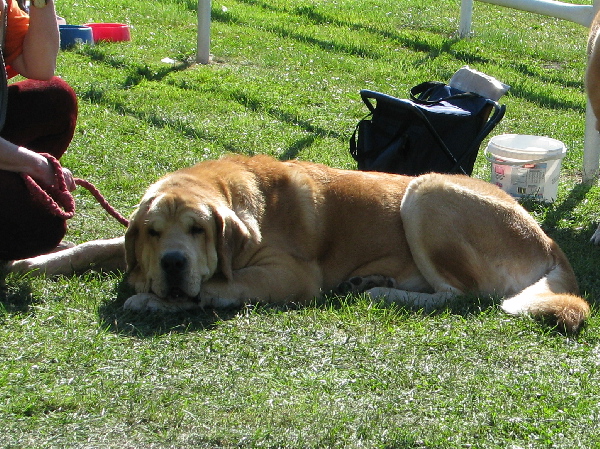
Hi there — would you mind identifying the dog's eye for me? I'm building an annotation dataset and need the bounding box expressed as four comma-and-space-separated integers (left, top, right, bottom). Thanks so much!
148, 228, 160, 238
190, 225, 205, 236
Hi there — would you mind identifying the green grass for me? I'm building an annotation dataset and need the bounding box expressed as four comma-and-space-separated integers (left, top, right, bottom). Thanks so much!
2, 0, 600, 447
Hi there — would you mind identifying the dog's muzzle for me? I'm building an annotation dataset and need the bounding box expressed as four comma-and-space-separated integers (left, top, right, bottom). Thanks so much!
161, 250, 188, 298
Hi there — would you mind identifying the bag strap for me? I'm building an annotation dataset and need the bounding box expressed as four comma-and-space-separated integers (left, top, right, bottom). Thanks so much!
409, 81, 480, 105
360, 86, 478, 113
349, 111, 371, 160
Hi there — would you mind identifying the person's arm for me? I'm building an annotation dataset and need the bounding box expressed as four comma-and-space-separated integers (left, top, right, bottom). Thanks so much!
9, 0, 59, 80
0, 137, 75, 190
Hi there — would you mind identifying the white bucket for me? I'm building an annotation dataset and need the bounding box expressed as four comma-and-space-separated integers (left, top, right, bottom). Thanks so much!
485, 134, 567, 202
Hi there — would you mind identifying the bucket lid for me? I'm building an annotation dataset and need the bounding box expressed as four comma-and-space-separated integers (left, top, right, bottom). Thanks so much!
487, 134, 566, 162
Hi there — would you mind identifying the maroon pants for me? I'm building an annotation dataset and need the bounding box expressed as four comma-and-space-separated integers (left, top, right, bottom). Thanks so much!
0, 76, 78, 260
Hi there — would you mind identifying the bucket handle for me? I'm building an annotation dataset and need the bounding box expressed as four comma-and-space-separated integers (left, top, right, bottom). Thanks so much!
484, 148, 565, 166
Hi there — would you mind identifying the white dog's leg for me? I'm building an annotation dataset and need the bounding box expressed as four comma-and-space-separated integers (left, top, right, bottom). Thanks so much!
123, 293, 200, 312
591, 224, 600, 245
7, 236, 125, 277
366, 287, 455, 312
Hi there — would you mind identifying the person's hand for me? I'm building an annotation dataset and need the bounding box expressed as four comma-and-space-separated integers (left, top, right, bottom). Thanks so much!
31, 154, 76, 191
61, 167, 76, 192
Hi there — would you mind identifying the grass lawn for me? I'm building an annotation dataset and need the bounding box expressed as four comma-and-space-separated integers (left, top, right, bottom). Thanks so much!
2, 0, 600, 447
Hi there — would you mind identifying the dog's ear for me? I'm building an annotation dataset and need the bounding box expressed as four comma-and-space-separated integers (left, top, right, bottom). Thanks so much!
214, 205, 261, 280
124, 206, 143, 282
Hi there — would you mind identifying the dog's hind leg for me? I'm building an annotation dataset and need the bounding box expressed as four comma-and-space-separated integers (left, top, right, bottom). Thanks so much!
394, 174, 590, 333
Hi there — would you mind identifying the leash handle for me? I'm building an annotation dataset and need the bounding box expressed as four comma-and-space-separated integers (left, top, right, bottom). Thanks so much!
21, 153, 129, 227
21, 153, 75, 220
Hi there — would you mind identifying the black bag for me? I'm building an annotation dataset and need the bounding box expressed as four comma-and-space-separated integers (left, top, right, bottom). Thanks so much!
350, 81, 506, 176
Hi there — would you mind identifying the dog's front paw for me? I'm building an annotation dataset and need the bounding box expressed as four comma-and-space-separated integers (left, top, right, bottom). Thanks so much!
124, 293, 169, 311
198, 293, 242, 309
124, 293, 201, 312
198, 283, 244, 309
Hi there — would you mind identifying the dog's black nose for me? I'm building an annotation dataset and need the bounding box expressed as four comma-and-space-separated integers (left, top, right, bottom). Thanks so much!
161, 251, 187, 275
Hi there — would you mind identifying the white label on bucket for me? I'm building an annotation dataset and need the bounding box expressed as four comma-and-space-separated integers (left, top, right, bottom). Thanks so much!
491, 162, 547, 199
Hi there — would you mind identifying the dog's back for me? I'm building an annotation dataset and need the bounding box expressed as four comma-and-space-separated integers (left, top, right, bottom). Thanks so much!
216, 155, 422, 293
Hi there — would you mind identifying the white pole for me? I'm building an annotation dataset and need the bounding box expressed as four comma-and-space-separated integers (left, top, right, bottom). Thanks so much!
197, 0, 211, 64
583, 101, 600, 181
459, 0, 474, 38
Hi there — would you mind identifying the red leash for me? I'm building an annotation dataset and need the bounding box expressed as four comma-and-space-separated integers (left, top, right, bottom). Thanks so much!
73, 178, 130, 227
20, 153, 130, 228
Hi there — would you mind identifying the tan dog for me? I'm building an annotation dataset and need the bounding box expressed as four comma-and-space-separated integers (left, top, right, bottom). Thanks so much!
587, 8, 600, 244
8, 155, 590, 333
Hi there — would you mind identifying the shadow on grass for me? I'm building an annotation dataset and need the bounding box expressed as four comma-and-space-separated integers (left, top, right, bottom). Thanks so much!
0, 277, 37, 315
79, 46, 196, 88
519, 180, 593, 231
96, 277, 246, 337
0, 270, 128, 317
98, 280, 505, 339
323, 290, 501, 318
2, 267, 580, 338
0, 269, 242, 335
98, 306, 242, 338
208, 0, 489, 66
519, 181, 600, 304
208, 0, 581, 108
97, 275, 341, 338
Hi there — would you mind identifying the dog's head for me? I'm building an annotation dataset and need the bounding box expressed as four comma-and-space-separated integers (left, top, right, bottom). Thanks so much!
125, 174, 261, 302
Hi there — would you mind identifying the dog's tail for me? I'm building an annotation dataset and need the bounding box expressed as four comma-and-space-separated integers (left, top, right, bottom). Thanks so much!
501, 243, 590, 334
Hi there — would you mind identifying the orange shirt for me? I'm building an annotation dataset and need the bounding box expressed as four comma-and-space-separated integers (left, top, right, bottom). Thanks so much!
3, 0, 29, 77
